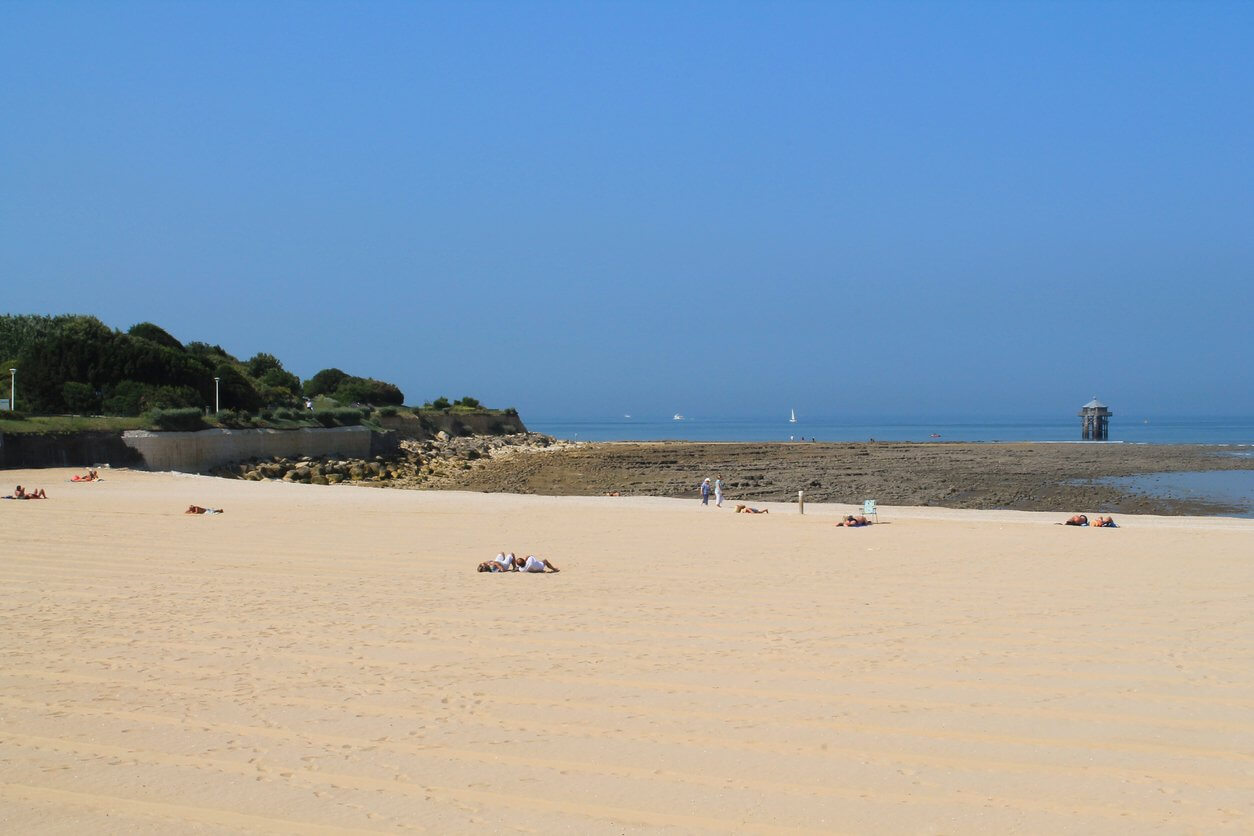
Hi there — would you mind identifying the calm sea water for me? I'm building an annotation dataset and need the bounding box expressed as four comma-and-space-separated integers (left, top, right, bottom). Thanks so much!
528, 415, 1254, 446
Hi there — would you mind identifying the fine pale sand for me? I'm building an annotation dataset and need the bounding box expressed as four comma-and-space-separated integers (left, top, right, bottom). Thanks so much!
2, 469, 1252, 833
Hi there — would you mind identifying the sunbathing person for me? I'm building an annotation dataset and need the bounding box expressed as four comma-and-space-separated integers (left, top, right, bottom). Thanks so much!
1092, 515, 1118, 527
839, 515, 871, 527
1062, 514, 1089, 526
478, 560, 510, 572
71, 470, 99, 482
734, 504, 769, 514
12, 486, 47, 499
516, 554, 560, 573
185, 505, 225, 515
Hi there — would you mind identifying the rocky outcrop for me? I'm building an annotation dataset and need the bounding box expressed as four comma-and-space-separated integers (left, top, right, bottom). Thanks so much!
210, 432, 561, 487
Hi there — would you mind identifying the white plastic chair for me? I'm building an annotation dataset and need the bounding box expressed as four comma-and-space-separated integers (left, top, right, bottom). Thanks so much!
862, 499, 879, 523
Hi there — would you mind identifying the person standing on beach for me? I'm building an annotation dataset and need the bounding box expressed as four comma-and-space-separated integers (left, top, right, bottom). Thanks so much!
700, 477, 711, 506
714, 477, 724, 507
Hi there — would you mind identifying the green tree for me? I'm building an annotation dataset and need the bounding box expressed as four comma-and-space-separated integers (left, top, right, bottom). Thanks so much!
332, 377, 404, 406
213, 363, 263, 412
61, 381, 98, 414
101, 380, 150, 416
303, 368, 350, 398
246, 352, 283, 378
128, 322, 185, 351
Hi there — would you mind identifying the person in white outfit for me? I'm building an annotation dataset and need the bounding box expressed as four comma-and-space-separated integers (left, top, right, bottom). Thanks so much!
714, 477, 724, 507
478, 552, 520, 572
517, 554, 560, 573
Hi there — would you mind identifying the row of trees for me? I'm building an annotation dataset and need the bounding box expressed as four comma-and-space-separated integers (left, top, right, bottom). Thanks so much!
0, 315, 408, 416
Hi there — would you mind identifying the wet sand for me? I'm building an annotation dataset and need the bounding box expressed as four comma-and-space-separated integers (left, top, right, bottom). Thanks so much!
438, 441, 1254, 516
1, 468, 1252, 832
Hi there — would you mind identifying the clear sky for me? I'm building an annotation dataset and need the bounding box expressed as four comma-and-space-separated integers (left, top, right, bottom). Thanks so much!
3, 1, 1251, 420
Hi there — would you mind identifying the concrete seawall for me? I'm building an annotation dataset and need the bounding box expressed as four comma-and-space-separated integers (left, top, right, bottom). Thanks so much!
0, 431, 145, 470
121, 426, 396, 473
1, 411, 524, 473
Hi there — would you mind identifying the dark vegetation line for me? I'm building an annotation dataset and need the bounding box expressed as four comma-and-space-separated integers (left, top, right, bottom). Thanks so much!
0, 314, 511, 432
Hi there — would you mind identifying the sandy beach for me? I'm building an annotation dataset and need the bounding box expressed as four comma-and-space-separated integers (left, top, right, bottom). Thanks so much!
2, 468, 1252, 833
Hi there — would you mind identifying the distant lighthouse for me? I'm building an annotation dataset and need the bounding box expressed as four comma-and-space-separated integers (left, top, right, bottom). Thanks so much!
1078, 397, 1113, 440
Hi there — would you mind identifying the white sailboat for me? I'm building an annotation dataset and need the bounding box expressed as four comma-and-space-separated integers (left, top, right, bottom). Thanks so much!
789, 408, 797, 423
673, 413, 684, 421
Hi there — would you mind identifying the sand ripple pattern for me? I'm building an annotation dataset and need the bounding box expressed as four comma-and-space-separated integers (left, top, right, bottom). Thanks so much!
1, 468, 1252, 833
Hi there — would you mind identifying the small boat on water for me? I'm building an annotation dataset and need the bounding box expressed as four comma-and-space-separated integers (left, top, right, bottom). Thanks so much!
789, 408, 797, 423
673, 414, 684, 421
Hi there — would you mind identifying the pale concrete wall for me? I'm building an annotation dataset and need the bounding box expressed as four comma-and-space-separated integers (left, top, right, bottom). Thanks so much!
122, 426, 376, 473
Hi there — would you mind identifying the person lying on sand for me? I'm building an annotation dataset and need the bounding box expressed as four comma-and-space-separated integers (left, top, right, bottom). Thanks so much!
186, 505, 224, 515
477, 553, 560, 573
1062, 514, 1089, 526
515, 554, 560, 573
839, 515, 871, 527
478, 552, 518, 573
735, 504, 769, 514
1092, 515, 1118, 527
71, 470, 100, 482
10, 486, 48, 499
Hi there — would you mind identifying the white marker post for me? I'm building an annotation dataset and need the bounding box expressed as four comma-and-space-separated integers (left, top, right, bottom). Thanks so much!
798, 490, 805, 514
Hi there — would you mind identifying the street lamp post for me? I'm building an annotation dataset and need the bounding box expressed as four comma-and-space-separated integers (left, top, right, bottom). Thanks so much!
8, 368, 14, 412
214, 377, 220, 414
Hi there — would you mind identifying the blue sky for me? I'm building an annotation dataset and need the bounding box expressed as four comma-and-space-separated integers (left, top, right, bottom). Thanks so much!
2, 1, 1251, 420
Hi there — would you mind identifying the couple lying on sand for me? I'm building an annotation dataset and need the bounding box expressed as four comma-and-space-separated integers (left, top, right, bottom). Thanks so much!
186, 505, 225, 515
1062, 514, 1118, 527
838, 515, 873, 527
478, 552, 560, 573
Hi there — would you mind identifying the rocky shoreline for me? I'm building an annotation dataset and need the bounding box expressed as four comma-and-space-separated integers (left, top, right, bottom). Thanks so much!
425, 439, 1252, 516
212, 436, 1252, 516
210, 432, 568, 487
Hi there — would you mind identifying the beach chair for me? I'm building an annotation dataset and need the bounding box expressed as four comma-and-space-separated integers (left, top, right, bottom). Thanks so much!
862, 499, 879, 523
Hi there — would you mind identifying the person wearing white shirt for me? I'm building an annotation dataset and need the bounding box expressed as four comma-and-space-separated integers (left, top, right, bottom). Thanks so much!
518, 554, 560, 573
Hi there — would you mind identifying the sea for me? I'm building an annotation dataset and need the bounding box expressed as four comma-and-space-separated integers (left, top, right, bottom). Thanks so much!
527, 414, 1254, 518
528, 414, 1254, 446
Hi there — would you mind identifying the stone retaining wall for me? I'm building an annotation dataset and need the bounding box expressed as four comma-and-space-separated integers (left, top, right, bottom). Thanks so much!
0, 431, 145, 470
121, 426, 395, 473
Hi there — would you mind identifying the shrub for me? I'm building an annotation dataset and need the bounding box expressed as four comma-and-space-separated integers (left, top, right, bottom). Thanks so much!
214, 408, 259, 429
62, 381, 99, 414
429, 396, 451, 410
454, 396, 481, 408
102, 380, 150, 416
333, 377, 404, 406
378, 406, 398, 417
313, 407, 363, 427
146, 407, 208, 431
